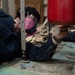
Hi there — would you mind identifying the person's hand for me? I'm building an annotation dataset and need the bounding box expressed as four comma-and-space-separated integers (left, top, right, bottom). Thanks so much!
14, 18, 21, 32
52, 25, 69, 45
55, 26, 68, 40
50, 25, 68, 39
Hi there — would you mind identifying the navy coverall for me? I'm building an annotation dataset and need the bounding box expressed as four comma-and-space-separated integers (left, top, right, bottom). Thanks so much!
0, 9, 75, 63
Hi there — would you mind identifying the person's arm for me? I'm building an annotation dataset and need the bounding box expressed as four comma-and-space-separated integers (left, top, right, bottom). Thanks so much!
26, 34, 64, 61
26, 37, 57, 61
0, 10, 16, 40
26, 27, 68, 61
0, 9, 14, 30
61, 32, 75, 42
0, 22, 12, 40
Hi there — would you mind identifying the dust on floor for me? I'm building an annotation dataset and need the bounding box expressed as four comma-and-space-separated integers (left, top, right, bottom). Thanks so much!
0, 42, 75, 75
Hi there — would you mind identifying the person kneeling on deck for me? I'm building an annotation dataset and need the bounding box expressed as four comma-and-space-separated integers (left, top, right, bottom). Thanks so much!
0, 7, 68, 64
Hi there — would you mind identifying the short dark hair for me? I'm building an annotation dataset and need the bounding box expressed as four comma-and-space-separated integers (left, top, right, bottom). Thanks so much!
16, 7, 40, 22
